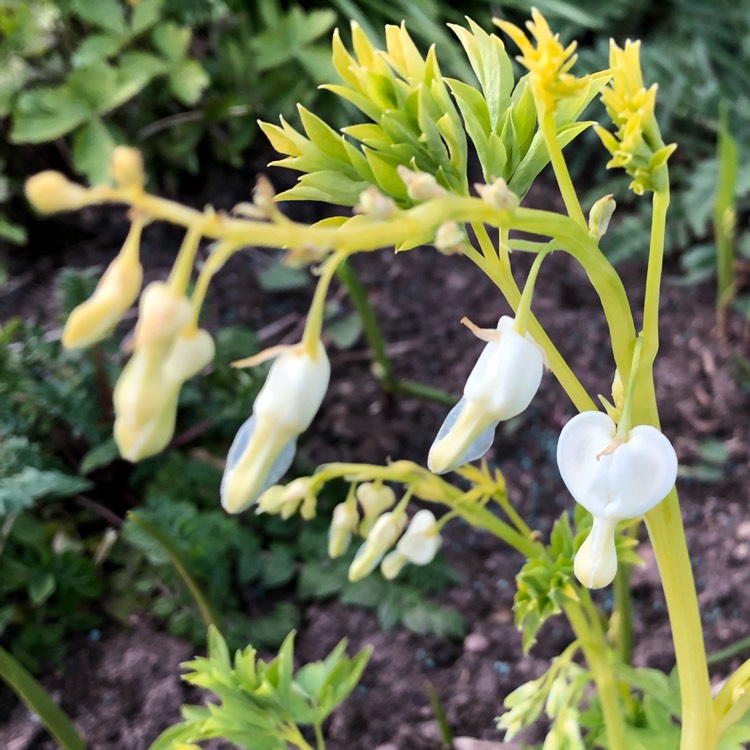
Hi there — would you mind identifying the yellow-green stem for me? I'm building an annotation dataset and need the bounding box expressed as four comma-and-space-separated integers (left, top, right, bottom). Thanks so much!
633, 186, 715, 749
541, 111, 587, 228
564, 602, 628, 750
301, 249, 352, 357
514, 248, 552, 335
471, 224, 596, 413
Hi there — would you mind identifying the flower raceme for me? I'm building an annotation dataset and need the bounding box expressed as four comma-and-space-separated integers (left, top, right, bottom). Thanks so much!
557, 411, 678, 589
220, 341, 330, 515
428, 316, 544, 474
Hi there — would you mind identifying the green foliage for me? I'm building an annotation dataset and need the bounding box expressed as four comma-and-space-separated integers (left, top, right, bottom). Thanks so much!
259, 19, 600, 211
6, 0, 207, 183
514, 509, 641, 652
149, 626, 371, 750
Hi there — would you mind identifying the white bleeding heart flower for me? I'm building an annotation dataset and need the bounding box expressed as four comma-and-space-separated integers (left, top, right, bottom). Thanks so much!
428, 316, 544, 474
556, 411, 678, 589
220, 341, 330, 514
396, 509, 442, 565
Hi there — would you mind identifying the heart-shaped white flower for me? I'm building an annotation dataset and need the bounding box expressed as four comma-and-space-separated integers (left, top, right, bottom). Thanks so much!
556, 411, 678, 588
428, 316, 544, 474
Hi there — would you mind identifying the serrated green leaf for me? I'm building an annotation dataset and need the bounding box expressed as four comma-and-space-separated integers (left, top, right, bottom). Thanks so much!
168, 59, 209, 106
131, 0, 164, 35
0, 468, 92, 515
11, 86, 91, 143
151, 22, 191, 62
71, 0, 126, 36
72, 118, 116, 184
71, 34, 122, 67
79, 439, 119, 475
28, 571, 56, 606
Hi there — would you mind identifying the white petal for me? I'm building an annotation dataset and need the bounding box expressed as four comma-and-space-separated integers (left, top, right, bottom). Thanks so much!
397, 510, 441, 565
606, 425, 678, 518
556, 411, 617, 516
220, 415, 297, 513
254, 342, 330, 431
573, 517, 618, 589
427, 397, 497, 474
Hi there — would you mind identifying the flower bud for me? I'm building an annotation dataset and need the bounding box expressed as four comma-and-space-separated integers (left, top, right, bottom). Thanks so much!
380, 550, 408, 580
328, 500, 360, 558
348, 511, 406, 581
573, 518, 618, 589
62, 222, 144, 349
356, 482, 395, 527
114, 391, 180, 462
25, 171, 90, 214
474, 178, 519, 211
434, 221, 465, 255
397, 509, 441, 565
355, 186, 396, 219
133, 282, 192, 347
588, 194, 616, 239
221, 342, 330, 514
396, 165, 447, 202
163, 328, 215, 382
110, 147, 145, 189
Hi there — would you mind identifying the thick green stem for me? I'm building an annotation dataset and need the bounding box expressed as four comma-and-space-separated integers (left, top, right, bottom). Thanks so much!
564, 603, 628, 750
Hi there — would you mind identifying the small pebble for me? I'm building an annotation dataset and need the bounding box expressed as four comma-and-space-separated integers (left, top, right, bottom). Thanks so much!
464, 632, 489, 653
737, 521, 750, 540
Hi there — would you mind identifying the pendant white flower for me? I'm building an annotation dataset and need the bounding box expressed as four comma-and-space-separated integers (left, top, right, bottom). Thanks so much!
220, 341, 330, 514
557, 411, 678, 588
397, 509, 442, 565
428, 316, 544, 474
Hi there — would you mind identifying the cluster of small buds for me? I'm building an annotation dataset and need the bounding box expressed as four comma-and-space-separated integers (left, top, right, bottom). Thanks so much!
381, 510, 442, 580
257, 477, 317, 520
495, 9, 588, 115
396, 165, 447, 202
595, 40, 676, 195
475, 178, 520, 212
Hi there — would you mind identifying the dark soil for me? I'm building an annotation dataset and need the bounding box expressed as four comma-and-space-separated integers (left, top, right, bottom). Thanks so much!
2, 166, 750, 749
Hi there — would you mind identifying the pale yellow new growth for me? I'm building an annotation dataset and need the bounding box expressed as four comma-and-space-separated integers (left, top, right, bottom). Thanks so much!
494, 9, 587, 114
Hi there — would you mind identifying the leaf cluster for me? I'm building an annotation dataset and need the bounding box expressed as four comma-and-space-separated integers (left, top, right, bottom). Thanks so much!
150, 626, 370, 750
514, 509, 641, 652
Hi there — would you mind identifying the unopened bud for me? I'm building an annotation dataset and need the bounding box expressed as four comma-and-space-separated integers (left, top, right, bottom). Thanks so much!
355, 186, 397, 219
163, 328, 215, 382
253, 175, 277, 217
588, 194, 616, 239
349, 511, 406, 581
328, 500, 360, 558
25, 171, 90, 214
434, 221, 465, 255
381, 550, 408, 580
397, 165, 447, 202
475, 178, 519, 211
110, 147, 145, 188
133, 282, 192, 347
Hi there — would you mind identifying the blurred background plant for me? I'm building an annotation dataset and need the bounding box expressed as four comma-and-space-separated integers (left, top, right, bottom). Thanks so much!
4, 0, 750, 682
0, 267, 464, 674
